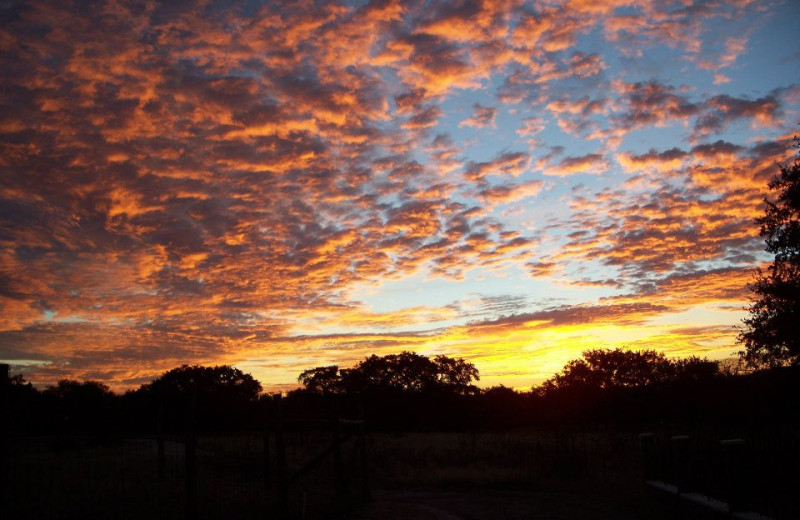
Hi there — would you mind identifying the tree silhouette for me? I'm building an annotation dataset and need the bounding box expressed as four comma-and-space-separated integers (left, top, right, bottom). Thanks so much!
141, 364, 262, 401
297, 365, 342, 395
135, 365, 262, 430
42, 379, 115, 433
739, 148, 800, 367
297, 351, 479, 396
534, 348, 717, 394
43, 379, 114, 402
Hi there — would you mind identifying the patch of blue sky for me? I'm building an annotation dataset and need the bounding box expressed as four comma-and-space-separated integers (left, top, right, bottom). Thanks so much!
486, 200, 537, 226
560, 257, 623, 284
728, 3, 799, 96
349, 261, 549, 316
437, 97, 519, 164
510, 203, 575, 242
41, 310, 89, 324
0, 359, 52, 367
490, 204, 569, 250
493, 189, 571, 225
620, 123, 694, 156
713, 121, 778, 148
695, 248, 768, 271
645, 305, 742, 331
535, 132, 603, 167
541, 276, 623, 305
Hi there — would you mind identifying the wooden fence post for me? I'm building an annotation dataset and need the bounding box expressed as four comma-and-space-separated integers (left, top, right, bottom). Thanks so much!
263, 416, 271, 488
157, 399, 165, 479
639, 432, 655, 481
670, 435, 691, 493
275, 394, 288, 520
357, 404, 370, 502
0, 364, 9, 503
358, 419, 370, 502
721, 439, 748, 513
185, 384, 198, 520
332, 418, 346, 508
262, 397, 272, 520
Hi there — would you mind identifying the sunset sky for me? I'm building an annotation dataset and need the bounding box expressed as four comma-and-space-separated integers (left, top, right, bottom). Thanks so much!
1, 0, 799, 391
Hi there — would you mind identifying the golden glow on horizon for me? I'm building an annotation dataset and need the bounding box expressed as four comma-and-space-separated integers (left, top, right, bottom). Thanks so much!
222, 299, 745, 393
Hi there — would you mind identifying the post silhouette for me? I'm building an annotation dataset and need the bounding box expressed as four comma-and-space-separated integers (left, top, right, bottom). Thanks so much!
275, 394, 288, 520
639, 433, 655, 481
0, 364, 8, 504
721, 439, 749, 512
332, 418, 346, 508
357, 405, 370, 502
263, 419, 271, 487
670, 435, 691, 493
184, 384, 198, 520
157, 400, 165, 479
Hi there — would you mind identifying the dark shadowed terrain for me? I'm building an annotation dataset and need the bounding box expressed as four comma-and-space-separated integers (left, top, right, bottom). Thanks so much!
3, 354, 798, 519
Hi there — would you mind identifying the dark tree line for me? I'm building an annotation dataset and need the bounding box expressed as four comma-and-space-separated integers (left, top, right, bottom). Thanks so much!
7, 365, 264, 434
7, 349, 799, 434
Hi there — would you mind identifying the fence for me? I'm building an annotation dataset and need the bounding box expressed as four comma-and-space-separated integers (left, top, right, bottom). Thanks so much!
640, 430, 798, 519
3, 364, 798, 520
1, 366, 370, 520
272, 406, 371, 520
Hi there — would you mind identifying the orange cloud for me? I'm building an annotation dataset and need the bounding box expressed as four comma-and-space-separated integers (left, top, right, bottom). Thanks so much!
0, 0, 791, 392
464, 152, 531, 181
459, 103, 498, 128
616, 148, 688, 174
545, 153, 609, 176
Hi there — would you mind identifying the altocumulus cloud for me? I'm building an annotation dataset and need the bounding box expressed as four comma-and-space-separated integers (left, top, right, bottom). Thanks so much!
0, 0, 797, 389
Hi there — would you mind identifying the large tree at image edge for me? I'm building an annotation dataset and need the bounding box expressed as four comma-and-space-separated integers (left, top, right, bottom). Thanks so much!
739, 145, 800, 367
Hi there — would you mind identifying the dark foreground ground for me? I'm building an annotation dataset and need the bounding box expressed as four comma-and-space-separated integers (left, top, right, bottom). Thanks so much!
355, 488, 724, 520
5, 429, 796, 520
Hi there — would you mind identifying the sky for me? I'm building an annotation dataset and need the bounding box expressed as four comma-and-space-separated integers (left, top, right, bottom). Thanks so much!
1, 0, 799, 392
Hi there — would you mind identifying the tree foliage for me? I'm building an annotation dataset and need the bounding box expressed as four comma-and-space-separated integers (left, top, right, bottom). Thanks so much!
130, 365, 263, 431
43, 379, 114, 402
140, 364, 262, 402
739, 151, 800, 367
534, 348, 718, 394
297, 351, 480, 396
7, 350, 799, 433
39, 379, 116, 432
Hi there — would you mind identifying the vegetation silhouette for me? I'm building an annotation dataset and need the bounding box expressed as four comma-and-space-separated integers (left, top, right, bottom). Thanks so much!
291, 352, 478, 430
739, 142, 800, 367
129, 364, 263, 431
297, 351, 479, 396
4, 350, 799, 519
5, 348, 800, 434
533, 348, 718, 393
